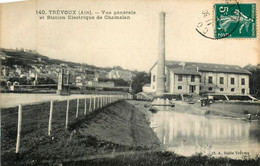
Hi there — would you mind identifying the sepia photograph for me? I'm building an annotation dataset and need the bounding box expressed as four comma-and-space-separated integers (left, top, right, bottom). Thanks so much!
0, 0, 260, 165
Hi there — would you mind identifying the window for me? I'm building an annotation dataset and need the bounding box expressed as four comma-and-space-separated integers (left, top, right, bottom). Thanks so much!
178, 86, 182, 90
178, 75, 182, 81
241, 78, 245, 85
231, 78, 235, 85
208, 76, 213, 84
209, 87, 213, 91
231, 88, 235, 92
220, 77, 224, 84
199, 76, 202, 83
220, 88, 224, 91
153, 86, 155, 89
191, 75, 195, 82
199, 86, 202, 90
153, 75, 155, 82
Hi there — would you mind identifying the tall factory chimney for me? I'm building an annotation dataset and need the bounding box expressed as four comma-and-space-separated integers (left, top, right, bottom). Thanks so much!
156, 12, 166, 96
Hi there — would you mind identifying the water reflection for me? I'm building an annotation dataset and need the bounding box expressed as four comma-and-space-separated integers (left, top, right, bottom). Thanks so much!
150, 100, 260, 159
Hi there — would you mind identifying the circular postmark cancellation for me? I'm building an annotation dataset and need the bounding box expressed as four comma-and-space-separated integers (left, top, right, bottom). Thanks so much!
196, 0, 256, 40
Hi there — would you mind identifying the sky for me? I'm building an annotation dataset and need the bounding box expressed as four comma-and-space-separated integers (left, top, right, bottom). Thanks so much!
1, 0, 259, 72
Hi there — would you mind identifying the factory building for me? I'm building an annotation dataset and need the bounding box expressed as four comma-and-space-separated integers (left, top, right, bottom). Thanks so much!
149, 12, 250, 96
149, 61, 251, 95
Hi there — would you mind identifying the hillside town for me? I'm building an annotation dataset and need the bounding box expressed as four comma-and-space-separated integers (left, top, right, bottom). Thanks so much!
0, 48, 136, 92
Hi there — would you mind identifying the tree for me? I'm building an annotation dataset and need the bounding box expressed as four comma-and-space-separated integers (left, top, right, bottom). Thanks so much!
244, 64, 260, 97
19, 76, 28, 85
113, 66, 124, 70
1, 81, 6, 86
131, 72, 150, 94
37, 77, 56, 84
8, 76, 30, 85
8, 77, 20, 83
114, 78, 129, 86
98, 78, 129, 86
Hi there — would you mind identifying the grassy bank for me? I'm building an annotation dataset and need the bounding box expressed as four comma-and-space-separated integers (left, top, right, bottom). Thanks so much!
1, 100, 160, 165
203, 102, 260, 118
1, 100, 260, 165
194, 101, 260, 120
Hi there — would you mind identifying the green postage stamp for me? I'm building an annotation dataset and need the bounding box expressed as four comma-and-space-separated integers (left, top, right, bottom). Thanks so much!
215, 3, 256, 38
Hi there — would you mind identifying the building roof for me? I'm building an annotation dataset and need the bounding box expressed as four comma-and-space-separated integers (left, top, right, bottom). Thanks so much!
165, 61, 251, 74
150, 61, 251, 75
170, 67, 201, 75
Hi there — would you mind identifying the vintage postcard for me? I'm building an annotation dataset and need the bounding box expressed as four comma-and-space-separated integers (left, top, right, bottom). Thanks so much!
0, 0, 260, 165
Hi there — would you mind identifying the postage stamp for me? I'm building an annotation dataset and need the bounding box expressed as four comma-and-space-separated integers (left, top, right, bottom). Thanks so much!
214, 3, 256, 38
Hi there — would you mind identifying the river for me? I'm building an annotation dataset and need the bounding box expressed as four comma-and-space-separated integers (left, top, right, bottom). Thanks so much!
150, 104, 260, 159
0, 93, 116, 108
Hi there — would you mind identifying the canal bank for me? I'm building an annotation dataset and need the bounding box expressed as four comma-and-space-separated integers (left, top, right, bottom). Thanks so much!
173, 100, 260, 120
1, 100, 160, 165
1, 100, 260, 165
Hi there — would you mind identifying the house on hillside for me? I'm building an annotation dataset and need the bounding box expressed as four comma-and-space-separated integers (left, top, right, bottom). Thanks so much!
85, 70, 98, 81
15, 66, 23, 75
108, 69, 132, 81
97, 70, 109, 79
149, 61, 251, 95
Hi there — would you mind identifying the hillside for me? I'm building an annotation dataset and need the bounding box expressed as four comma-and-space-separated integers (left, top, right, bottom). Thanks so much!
0, 48, 111, 71
0, 48, 143, 91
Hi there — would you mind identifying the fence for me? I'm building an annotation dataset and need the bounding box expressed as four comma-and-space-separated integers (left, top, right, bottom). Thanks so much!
1, 94, 131, 154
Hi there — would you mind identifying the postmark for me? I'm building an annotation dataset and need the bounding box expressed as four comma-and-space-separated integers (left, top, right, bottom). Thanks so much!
196, 0, 257, 39
215, 3, 256, 38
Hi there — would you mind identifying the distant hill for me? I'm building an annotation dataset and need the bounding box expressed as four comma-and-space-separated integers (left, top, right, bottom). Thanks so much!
1, 48, 113, 71
0, 48, 140, 74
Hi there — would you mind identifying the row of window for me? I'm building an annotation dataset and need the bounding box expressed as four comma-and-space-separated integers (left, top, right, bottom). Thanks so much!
177, 86, 238, 92
208, 87, 235, 92
177, 75, 246, 85
207, 76, 245, 85
153, 74, 246, 86
153, 74, 196, 83
178, 75, 195, 82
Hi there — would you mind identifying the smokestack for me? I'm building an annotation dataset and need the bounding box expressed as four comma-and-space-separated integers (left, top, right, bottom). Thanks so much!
156, 12, 166, 96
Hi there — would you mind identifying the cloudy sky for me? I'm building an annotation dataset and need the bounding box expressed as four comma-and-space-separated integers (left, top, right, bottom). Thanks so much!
1, 0, 259, 71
